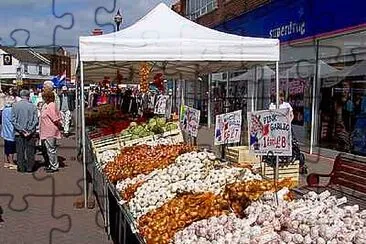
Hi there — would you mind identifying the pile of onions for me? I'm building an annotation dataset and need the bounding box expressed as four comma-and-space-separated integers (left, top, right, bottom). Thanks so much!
138, 192, 230, 244
223, 178, 296, 217
103, 144, 195, 183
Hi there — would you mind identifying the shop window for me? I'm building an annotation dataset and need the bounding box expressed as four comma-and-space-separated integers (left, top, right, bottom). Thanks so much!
318, 30, 366, 155
38, 65, 42, 75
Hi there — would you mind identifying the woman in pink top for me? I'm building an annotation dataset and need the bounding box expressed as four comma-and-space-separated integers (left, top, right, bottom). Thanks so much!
40, 91, 62, 173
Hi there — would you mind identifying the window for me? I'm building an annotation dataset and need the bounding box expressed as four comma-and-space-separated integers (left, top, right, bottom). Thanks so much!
24, 64, 28, 73
38, 65, 42, 75
317, 30, 366, 155
187, 0, 217, 20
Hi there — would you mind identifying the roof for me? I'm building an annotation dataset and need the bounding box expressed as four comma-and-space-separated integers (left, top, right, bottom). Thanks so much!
0, 47, 50, 65
79, 3, 279, 80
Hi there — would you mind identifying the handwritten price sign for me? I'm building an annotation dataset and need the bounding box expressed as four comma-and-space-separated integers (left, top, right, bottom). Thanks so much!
180, 105, 200, 137
214, 110, 242, 145
154, 95, 169, 115
247, 108, 292, 156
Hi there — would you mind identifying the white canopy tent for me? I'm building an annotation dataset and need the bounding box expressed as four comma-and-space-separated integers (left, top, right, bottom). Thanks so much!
78, 3, 280, 206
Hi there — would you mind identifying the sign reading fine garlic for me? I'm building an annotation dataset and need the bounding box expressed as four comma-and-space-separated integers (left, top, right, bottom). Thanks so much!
214, 110, 242, 146
248, 108, 292, 156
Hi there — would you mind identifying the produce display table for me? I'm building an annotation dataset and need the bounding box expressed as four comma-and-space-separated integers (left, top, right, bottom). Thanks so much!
84, 118, 366, 244
86, 133, 145, 244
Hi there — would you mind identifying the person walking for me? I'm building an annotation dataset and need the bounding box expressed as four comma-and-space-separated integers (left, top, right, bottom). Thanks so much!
0, 90, 6, 124
59, 86, 74, 137
12, 90, 38, 173
1, 96, 16, 170
40, 90, 61, 173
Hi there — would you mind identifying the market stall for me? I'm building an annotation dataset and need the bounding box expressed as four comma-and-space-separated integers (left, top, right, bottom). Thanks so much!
75, 3, 366, 244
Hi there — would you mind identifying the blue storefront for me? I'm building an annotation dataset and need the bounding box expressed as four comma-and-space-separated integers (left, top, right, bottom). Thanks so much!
216, 0, 366, 155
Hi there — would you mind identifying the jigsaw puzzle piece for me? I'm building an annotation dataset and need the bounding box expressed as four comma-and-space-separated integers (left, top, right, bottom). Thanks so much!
9, 29, 31, 47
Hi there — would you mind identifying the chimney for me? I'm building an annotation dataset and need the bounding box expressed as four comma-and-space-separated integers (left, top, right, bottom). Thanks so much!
92, 28, 103, 36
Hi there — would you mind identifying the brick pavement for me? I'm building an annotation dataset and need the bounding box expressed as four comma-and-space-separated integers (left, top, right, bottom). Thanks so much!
0, 135, 112, 244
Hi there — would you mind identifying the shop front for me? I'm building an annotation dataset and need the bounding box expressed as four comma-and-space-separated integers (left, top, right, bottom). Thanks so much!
216, 0, 366, 156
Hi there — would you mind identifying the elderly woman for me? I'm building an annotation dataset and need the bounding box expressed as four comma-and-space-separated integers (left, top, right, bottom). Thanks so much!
1, 96, 16, 170
40, 90, 62, 173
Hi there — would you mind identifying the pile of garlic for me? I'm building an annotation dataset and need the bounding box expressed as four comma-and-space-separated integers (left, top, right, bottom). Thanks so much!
99, 150, 118, 166
128, 151, 261, 219
116, 173, 149, 195
174, 190, 366, 244
174, 213, 266, 244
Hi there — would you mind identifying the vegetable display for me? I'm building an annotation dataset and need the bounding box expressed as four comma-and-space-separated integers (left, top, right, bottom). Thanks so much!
137, 178, 294, 244
138, 192, 230, 244
103, 144, 195, 183
120, 118, 178, 140
174, 190, 366, 244
128, 151, 262, 219
90, 121, 366, 244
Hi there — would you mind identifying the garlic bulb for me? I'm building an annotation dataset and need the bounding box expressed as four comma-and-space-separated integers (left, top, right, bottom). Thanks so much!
99, 150, 118, 166
175, 191, 366, 244
128, 151, 262, 219
128, 151, 218, 219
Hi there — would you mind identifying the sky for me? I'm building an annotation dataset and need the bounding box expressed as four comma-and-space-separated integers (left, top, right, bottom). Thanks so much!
0, 0, 177, 50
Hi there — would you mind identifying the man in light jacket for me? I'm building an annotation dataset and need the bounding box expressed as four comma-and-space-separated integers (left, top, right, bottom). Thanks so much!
12, 90, 38, 173
59, 86, 75, 136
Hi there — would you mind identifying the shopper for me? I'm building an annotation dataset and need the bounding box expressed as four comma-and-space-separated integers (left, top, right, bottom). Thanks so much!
43, 80, 60, 110
59, 85, 74, 137
269, 92, 294, 122
0, 90, 6, 124
1, 96, 16, 170
12, 90, 38, 173
40, 90, 61, 173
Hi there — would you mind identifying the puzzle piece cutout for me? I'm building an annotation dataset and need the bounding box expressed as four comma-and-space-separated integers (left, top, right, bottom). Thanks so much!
0, 0, 74, 48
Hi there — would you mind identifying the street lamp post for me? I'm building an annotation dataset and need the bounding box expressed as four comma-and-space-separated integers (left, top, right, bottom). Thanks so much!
114, 10, 123, 32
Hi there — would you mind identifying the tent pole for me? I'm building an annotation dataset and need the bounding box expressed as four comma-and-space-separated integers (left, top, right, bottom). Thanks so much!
226, 71, 229, 113
254, 66, 258, 111
310, 40, 320, 155
75, 78, 79, 150
275, 61, 280, 205
276, 62, 280, 108
208, 74, 212, 128
80, 61, 88, 208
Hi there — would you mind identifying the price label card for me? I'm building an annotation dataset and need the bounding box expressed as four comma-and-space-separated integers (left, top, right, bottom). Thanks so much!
247, 108, 292, 156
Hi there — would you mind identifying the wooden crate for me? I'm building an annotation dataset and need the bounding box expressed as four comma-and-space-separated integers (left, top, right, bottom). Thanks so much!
225, 146, 261, 164
261, 160, 300, 186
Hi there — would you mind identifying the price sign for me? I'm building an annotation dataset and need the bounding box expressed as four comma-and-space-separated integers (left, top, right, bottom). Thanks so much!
247, 108, 292, 156
154, 95, 169, 115
180, 105, 200, 137
214, 110, 242, 145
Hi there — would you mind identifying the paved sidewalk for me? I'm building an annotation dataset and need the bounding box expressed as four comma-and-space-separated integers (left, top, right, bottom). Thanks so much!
0, 135, 112, 244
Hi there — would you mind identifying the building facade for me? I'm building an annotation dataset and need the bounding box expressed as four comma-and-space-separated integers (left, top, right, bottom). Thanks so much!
0, 47, 51, 87
35, 46, 71, 81
174, 0, 366, 156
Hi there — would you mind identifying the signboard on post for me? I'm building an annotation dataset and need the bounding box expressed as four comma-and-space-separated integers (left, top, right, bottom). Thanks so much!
247, 108, 292, 156
180, 105, 200, 137
154, 95, 169, 115
214, 110, 242, 145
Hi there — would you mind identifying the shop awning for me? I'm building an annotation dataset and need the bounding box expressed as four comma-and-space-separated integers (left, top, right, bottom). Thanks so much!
78, 3, 279, 81
230, 65, 274, 81
280, 60, 339, 79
